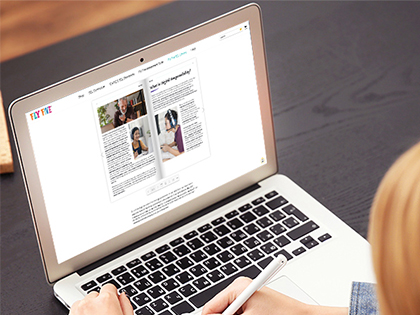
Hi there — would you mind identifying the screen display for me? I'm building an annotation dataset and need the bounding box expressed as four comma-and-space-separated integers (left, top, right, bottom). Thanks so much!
26, 21, 267, 264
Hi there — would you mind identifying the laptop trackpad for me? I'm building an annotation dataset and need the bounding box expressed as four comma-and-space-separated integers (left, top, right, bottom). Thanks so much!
266, 276, 318, 305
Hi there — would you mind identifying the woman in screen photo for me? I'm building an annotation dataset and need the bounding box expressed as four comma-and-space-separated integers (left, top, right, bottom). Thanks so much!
161, 109, 184, 158
131, 127, 148, 159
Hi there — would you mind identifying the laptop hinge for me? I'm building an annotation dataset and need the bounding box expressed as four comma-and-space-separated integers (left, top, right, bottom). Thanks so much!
77, 183, 261, 276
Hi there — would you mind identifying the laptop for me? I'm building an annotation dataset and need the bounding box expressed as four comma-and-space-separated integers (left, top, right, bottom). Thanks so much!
8, 3, 375, 314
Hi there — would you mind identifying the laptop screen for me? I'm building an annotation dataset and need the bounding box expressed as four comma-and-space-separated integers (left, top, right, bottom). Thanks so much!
25, 21, 268, 264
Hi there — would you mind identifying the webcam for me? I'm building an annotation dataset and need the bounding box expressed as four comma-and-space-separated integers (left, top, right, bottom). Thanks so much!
140, 58, 144, 62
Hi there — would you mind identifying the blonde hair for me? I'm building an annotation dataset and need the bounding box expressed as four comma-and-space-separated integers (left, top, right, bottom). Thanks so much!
369, 142, 420, 315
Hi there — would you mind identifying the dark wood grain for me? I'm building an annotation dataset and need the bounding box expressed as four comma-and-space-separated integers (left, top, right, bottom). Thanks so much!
1, 1, 420, 314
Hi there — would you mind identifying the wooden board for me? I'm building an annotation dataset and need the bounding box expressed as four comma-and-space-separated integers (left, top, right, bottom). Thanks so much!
0, 91, 14, 174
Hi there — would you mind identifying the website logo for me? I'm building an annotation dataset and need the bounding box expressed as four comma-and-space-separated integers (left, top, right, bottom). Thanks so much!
30, 106, 52, 120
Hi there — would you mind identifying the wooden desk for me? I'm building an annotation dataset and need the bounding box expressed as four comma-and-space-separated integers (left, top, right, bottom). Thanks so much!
1, 2, 420, 314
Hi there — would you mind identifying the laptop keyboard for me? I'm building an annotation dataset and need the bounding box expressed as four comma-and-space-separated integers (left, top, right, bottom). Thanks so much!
79, 190, 332, 315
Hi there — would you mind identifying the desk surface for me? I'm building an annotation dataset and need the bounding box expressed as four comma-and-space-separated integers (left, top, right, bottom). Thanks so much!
1, 1, 420, 314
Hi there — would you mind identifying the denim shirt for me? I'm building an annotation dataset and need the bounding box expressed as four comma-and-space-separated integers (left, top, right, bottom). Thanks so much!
349, 282, 380, 315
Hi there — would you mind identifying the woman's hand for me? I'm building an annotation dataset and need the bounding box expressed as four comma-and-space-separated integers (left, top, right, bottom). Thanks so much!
202, 277, 348, 315
69, 284, 133, 315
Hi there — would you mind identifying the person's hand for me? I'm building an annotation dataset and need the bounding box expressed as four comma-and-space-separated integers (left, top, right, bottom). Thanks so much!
69, 284, 133, 315
126, 118, 133, 123
202, 277, 308, 315
134, 151, 138, 158
161, 144, 170, 152
202, 277, 348, 315
119, 114, 126, 122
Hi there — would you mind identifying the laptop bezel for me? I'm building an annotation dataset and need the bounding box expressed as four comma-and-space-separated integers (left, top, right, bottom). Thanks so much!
8, 3, 277, 284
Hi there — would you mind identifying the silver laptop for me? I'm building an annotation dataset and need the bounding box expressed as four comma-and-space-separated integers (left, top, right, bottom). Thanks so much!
9, 4, 375, 314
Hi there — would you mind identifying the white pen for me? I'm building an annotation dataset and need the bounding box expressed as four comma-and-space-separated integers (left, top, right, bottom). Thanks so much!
222, 255, 287, 315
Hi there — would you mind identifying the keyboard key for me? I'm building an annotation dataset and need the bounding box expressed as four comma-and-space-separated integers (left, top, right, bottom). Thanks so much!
187, 238, 204, 250
270, 223, 286, 235
96, 273, 112, 283
253, 205, 269, 216
159, 251, 177, 264
161, 279, 180, 291
292, 247, 306, 256
116, 272, 135, 286
200, 231, 218, 243
184, 230, 198, 240
162, 264, 180, 277
190, 250, 208, 263
146, 258, 163, 271
318, 233, 332, 242
227, 218, 244, 230
192, 277, 211, 290
238, 204, 252, 212
134, 278, 152, 291
173, 245, 191, 257
156, 244, 170, 254
275, 249, 293, 261
282, 204, 308, 222
230, 230, 247, 242
148, 271, 166, 284
283, 217, 299, 229
274, 235, 291, 247
127, 258, 141, 269
203, 243, 221, 255
132, 293, 151, 307
132, 265, 149, 278
171, 301, 195, 315
302, 239, 319, 249
234, 256, 251, 268
265, 191, 278, 199
230, 244, 248, 256
269, 210, 286, 222
287, 221, 319, 240
256, 216, 273, 228
207, 270, 225, 283
243, 236, 261, 249
148, 285, 165, 298
176, 271, 193, 284
150, 298, 169, 312
179, 284, 197, 297
203, 257, 220, 270
111, 266, 127, 276
135, 306, 153, 315
81, 280, 97, 291
251, 197, 265, 206
158, 311, 172, 315
120, 285, 138, 297
256, 230, 274, 242
211, 217, 226, 226
189, 264, 207, 277
164, 291, 183, 305
141, 251, 156, 262
243, 223, 261, 235
169, 238, 184, 247
261, 242, 278, 254
217, 250, 234, 263
266, 196, 288, 210
198, 224, 212, 233
87, 287, 100, 294
247, 249, 264, 261
220, 263, 238, 276
225, 210, 239, 219
258, 256, 273, 269
217, 236, 234, 249
240, 212, 257, 223
176, 257, 194, 270
189, 265, 261, 308
214, 225, 231, 236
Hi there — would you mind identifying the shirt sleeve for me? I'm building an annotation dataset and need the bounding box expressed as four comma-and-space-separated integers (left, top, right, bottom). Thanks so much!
349, 282, 380, 315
